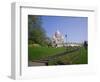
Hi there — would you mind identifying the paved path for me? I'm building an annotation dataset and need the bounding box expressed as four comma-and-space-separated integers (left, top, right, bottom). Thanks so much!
28, 61, 46, 66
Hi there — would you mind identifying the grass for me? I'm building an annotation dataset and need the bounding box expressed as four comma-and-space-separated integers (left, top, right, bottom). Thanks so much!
48, 47, 88, 65
28, 46, 88, 65
28, 47, 66, 61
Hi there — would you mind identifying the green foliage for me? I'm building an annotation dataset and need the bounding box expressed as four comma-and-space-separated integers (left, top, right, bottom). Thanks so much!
28, 44, 41, 48
28, 15, 48, 46
28, 40, 34, 44
83, 41, 88, 49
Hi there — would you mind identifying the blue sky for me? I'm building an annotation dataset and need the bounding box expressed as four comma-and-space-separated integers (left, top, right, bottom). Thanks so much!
41, 15, 88, 43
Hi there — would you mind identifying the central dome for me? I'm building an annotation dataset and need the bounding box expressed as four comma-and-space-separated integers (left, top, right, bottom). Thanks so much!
55, 30, 61, 37
55, 30, 61, 35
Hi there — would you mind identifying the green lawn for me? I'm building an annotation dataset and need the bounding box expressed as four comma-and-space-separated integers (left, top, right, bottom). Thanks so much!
28, 46, 88, 65
48, 47, 88, 65
28, 47, 66, 61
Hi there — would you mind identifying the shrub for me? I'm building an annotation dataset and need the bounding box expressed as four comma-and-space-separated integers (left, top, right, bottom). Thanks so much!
29, 44, 41, 48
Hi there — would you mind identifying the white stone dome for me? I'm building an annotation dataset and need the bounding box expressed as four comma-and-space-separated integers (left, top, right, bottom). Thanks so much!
55, 30, 61, 36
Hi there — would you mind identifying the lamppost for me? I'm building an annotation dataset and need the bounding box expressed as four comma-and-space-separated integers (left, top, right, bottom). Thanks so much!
65, 34, 67, 50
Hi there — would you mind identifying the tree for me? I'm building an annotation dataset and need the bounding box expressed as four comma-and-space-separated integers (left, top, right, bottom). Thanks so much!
28, 15, 47, 46
45, 37, 52, 47
83, 41, 88, 49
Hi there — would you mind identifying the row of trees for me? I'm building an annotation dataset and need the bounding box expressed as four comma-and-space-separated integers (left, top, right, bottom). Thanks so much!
28, 15, 51, 46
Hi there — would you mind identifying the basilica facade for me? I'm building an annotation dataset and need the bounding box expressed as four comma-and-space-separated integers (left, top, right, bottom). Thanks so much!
52, 30, 64, 48
51, 30, 81, 48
